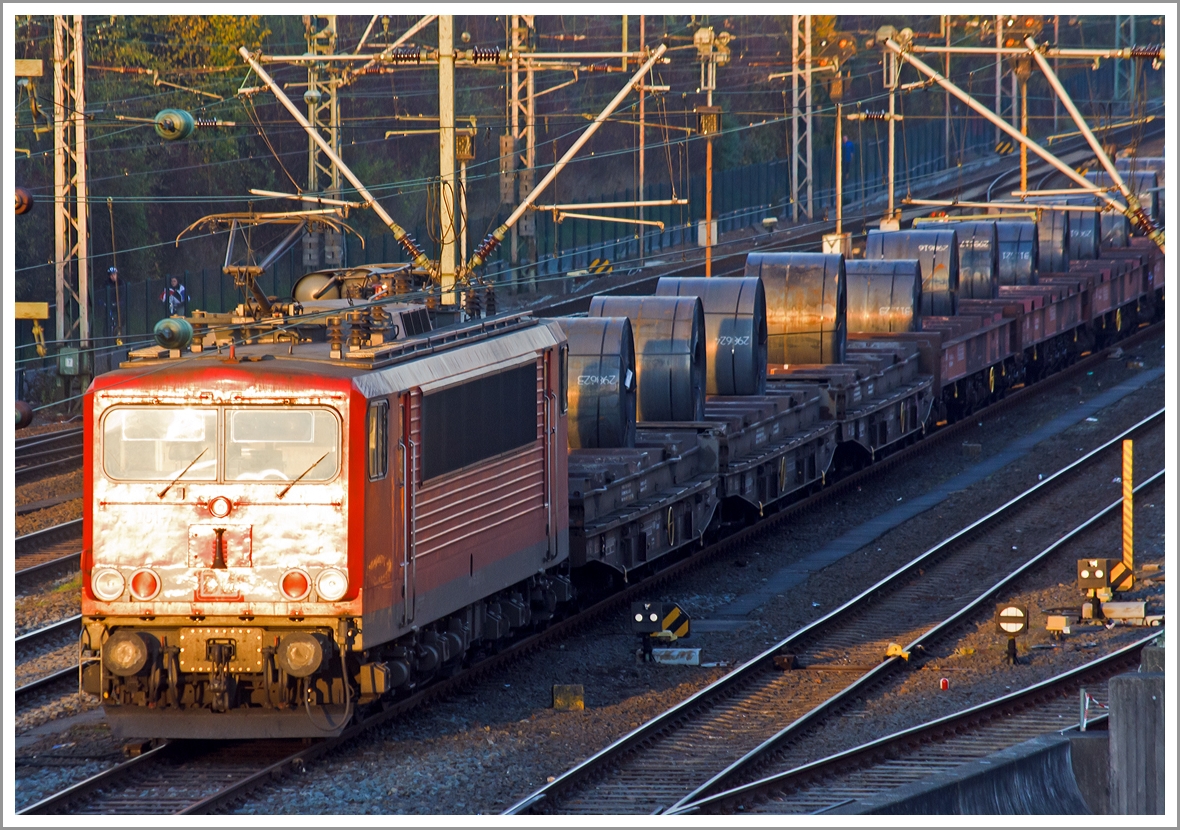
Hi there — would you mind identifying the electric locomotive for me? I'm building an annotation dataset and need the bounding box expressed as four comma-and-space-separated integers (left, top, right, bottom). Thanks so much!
82, 302, 570, 738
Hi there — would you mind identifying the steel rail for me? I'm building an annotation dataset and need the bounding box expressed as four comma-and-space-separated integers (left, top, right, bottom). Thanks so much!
675, 633, 1161, 814
15, 552, 83, 594
16, 665, 80, 703
16, 614, 82, 652
14, 427, 84, 452
503, 409, 1163, 814
15, 453, 85, 480
15, 518, 83, 555
15, 519, 84, 593
666, 466, 1165, 812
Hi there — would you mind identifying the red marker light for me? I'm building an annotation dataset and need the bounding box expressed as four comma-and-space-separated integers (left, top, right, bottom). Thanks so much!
940, 677, 950, 691
281, 569, 311, 601
129, 568, 161, 601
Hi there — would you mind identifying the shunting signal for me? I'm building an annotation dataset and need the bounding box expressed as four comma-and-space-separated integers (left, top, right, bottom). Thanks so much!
631, 601, 690, 639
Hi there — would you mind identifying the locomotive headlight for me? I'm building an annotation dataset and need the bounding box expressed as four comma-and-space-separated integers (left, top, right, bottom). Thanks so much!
208, 495, 233, 518
281, 569, 312, 601
316, 568, 348, 601
92, 568, 125, 601
129, 568, 161, 601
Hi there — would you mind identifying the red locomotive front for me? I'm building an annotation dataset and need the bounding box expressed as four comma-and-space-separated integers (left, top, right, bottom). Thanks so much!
82, 312, 570, 738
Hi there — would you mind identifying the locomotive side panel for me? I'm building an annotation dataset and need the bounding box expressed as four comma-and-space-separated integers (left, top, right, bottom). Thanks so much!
408, 360, 550, 628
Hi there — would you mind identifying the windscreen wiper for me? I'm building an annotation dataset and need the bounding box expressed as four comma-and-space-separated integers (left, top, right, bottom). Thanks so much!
158, 447, 208, 499
277, 451, 331, 500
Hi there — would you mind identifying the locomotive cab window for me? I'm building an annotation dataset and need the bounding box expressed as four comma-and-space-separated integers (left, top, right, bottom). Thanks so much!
103, 407, 218, 481
367, 400, 389, 480
226, 408, 340, 483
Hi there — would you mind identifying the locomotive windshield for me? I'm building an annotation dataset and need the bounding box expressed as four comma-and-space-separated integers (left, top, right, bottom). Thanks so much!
103, 407, 218, 481
226, 409, 339, 482
102, 406, 340, 483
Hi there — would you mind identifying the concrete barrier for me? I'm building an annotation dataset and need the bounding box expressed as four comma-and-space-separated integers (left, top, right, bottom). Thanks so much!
1109, 671, 1165, 814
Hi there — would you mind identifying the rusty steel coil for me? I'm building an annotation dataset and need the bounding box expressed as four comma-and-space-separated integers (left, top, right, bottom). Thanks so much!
588, 295, 706, 422
743, 252, 846, 365
654, 276, 767, 396
865, 229, 959, 316
844, 259, 921, 333
953, 221, 1000, 300
556, 317, 637, 449
995, 220, 1040, 285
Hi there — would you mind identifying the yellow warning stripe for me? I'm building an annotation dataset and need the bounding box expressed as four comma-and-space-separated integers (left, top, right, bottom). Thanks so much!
1118, 439, 1134, 591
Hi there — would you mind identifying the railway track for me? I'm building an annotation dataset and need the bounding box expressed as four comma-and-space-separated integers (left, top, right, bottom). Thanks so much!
15, 519, 83, 594
15, 427, 84, 482
504, 413, 1163, 814
16, 324, 1162, 814
675, 634, 1158, 815
16, 617, 85, 708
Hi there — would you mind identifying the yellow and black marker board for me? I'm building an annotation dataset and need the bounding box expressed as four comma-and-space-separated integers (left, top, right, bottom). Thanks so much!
589, 258, 612, 275
995, 140, 1014, 156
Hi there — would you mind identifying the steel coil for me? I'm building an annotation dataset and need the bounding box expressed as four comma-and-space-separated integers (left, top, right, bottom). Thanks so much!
994, 220, 1039, 285
1034, 207, 1070, 273
743, 252, 846, 365
843, 259, 921, 333
556, 317, 637, 449
952, 221, 1000, 300
588, 295, 706, 422
655, 276, 767, 396
864, 229, 958, 316
1061, 198, 1102, 260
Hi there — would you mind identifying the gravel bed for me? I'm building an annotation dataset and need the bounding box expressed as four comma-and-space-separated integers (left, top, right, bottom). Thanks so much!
13, 329, 1164, 814
16, 467, 83, 540
14, 716, 123, 813
17, 642, 80, 689
16, 467, 82, 509
16, 691, 103, 740
16, 574, 83, 635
